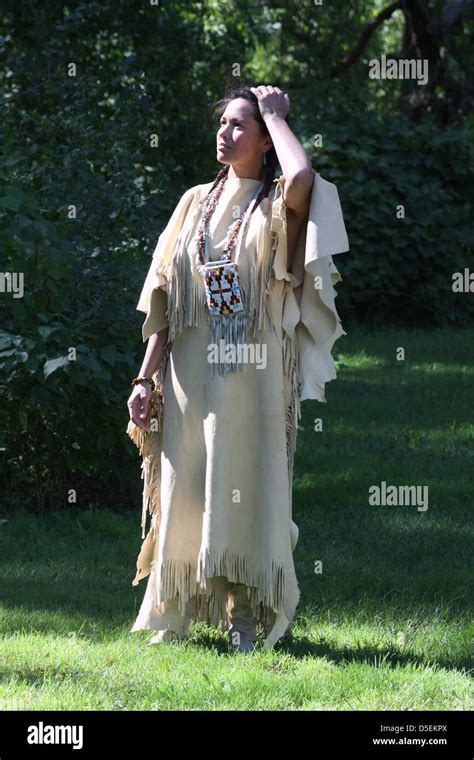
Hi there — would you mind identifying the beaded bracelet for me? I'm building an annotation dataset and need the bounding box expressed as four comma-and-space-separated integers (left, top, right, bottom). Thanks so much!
131, 376, 156, 391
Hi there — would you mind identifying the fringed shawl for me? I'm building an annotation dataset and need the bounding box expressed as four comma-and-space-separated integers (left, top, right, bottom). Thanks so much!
137, 169, 349, 399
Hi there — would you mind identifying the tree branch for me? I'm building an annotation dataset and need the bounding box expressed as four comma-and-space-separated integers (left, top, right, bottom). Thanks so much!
341, 1, 403, 67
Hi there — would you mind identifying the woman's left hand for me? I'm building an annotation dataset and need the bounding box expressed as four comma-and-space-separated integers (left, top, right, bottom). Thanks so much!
250, 85, 290, 122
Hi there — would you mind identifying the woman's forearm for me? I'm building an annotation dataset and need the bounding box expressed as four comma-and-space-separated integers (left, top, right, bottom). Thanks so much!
139, 327, 169, 378
263, 113, 314, 212
263, 114, 312, 183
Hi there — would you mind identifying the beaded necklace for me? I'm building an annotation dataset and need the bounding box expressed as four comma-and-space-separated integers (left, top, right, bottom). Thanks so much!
194, 173, 262, 269
192, 171, 263, 377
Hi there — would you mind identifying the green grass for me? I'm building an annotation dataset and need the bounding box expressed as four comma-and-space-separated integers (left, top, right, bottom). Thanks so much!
1, 326, 473, 710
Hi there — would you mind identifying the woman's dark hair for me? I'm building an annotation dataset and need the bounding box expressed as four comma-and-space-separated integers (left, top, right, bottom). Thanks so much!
210, 83, 290, 213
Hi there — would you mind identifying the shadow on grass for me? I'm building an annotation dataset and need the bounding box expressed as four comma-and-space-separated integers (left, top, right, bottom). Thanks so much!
1, 593, 471, 675
135, 627, 472, 674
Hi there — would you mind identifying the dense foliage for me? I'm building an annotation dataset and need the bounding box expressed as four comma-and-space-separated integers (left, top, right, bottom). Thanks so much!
1, 0, 472, 508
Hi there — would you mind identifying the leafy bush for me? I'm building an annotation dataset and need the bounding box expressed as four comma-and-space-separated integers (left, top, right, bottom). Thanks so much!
310, 109, 474, 326
0, 134, 142, 510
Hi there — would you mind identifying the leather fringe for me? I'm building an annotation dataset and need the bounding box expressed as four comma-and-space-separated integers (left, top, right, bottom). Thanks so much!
148, 546, 287, 630
247, 210, 277, 338
208, 311, 249, 377
196, 545, 285, 615
166, 234, 208, 339
282, 330, 302, 511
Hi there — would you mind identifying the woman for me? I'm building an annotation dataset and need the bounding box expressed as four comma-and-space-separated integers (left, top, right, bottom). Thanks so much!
126, 84, 349, 652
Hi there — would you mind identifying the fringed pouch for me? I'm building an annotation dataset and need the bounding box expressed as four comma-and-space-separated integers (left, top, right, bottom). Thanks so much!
126, 346, 171, 543
128, 342, 170, 446
199, 260, 245, 316
196, 259, 250, 377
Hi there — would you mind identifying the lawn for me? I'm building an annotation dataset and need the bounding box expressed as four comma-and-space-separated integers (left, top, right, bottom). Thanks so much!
1, 326, 472, 710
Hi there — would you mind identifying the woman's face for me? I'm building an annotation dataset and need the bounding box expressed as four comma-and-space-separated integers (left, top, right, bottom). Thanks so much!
216, 98, 272, 169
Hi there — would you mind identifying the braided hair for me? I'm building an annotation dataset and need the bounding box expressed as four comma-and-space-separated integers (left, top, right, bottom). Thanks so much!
210, 83, 289, 214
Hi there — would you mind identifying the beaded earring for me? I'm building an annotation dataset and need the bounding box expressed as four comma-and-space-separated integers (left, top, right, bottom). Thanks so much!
262, 151, 267, 166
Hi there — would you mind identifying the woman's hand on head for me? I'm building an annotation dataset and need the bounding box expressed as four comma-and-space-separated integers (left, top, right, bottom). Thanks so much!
250, 85, 290, 122
127, 382, 152, 431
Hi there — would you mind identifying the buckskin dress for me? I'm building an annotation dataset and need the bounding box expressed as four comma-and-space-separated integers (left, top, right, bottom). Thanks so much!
127, 171, 350, 648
